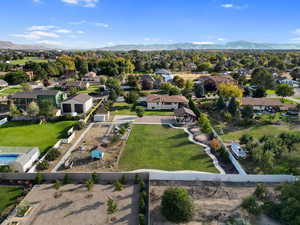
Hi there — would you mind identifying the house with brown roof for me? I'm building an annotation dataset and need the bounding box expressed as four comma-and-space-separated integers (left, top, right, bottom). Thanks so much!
198, 75, 238, 90
61, 81, 90, 91
0, 79, 8, 89
146, 94, 188, 110
61, 94, 93, 115
174, 107, 197, 122
240, 97, 295, 111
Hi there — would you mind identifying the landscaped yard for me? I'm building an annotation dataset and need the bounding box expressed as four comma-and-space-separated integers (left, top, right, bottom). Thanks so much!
111, 102, 174, 116
77, 85, 99, 94
0, 86, 22, 97
0, 186, 23, 218
0, 121, 74, 153
119, 124, 218, 172
9, 57, 48, 65
221, 125, 290, 142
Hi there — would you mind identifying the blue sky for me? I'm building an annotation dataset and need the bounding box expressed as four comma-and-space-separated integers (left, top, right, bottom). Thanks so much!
1, 0, 300, 48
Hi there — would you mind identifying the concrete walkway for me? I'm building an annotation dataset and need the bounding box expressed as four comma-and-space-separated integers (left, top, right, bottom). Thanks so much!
51, 123, 94, 172
286, 96, 300, 104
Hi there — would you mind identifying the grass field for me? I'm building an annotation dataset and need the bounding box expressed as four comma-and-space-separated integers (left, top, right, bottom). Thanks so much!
9, 57, 48, 65
0, 86, 22, 97
221, 125, 290, 142
111, 102, 174, 116
0, 186, 23, 217
77, 86, 99, 94
119, 124, 218, 172
0, 121, 74, 153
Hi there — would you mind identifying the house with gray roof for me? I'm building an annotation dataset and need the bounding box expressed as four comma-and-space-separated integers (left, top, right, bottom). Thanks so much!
61, 94, 93, 115
0, 79, 8, 89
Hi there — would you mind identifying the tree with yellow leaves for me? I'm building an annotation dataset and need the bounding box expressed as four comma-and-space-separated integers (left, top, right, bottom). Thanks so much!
218, 82, 243, 99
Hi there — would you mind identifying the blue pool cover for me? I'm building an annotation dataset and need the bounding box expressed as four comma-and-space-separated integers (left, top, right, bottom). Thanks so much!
0, 154, 19, 165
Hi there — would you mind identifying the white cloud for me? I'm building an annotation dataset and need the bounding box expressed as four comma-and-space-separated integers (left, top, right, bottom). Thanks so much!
61, 0, 98, 8
95, 22, 109, 28
144, 37, 161, 42
27, 25, 57, 31
69, 20, 87, 25
293, 29, 300, 35
12, 31, 59, 40
217, 38, 225, 41
193, 41, 215, 45
37, 40, 62, 46
76, 30, 85, 34
221, 4, 233, 8
55, 29, 72, 33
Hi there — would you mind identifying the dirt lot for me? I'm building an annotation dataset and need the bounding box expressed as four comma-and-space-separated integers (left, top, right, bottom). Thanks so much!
62, 123, 124, 172
17, 184, 139, 225
150, 181, 281, 225
173, 72, 210, 80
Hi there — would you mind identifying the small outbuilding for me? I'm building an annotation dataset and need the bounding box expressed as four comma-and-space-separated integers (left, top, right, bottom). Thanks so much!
174, 107, 197, 122
0, 79, 8, 89
61, 94, 93, 115
230, 142, 247, 159
90, 149, 104, 160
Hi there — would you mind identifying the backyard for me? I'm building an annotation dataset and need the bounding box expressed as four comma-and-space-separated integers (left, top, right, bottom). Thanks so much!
0, 121, 74, 154
0, 86, 22, 97
119, 124, 218, 172
111, 102, 174, 116
0, 186, 23, 219
221, 124, 290, 142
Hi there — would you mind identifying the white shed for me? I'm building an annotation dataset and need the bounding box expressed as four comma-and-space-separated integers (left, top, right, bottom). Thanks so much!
61, 94, 93, 114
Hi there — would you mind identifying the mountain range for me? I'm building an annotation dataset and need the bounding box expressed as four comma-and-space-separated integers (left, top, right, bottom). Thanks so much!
2, 40, 300, 51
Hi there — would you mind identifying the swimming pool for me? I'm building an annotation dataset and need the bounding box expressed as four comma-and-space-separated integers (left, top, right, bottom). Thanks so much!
0, 154, 19, 165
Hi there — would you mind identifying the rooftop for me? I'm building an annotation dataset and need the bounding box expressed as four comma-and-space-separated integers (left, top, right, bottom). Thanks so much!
63, 94, 92, 104
146, 94, 188, 103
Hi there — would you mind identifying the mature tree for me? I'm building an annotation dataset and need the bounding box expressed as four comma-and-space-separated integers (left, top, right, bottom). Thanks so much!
38, 99, 55, 118
228, 97, 238, 116
241, 105, 254, 120
218, 83, 243, 99
108, 89, 118, 102
240, 134, 254, 145
161, 188, 194, 223
275, 84, 295, 98
106, 78, 122, 96
290, 68, 300, 80
135, 106, 145, 117
141, 78, 153, 90
173, 75, 185, 88
21, 83, 32, 92
27, 102, 39, 117
253, 87, 267, 98
216, 96, 226, 110
252, 68, 275, 90
9, 103, 20, 116
125, 91, 139, 104
197, 61, 213, 72
210, 139, 222, 150
198, 113, 212, 133
4, 71, 28, 85
194, 83, 205, 98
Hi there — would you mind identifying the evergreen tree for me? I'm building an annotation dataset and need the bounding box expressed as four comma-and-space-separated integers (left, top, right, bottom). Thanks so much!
228, 97, 238, 116
194, 83, 205, 98
216, 96, 226, 110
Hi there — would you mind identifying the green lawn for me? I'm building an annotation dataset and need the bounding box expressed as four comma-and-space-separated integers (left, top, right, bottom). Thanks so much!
0, 186, 23, 217
111, 102, 174, 116
0, 86, 22, 97
77, 86, 99, 94
119, 124, 218, 172
9, 57, 48, 65
221, 125, 290, 142
266, 89, 275, 95
0, 121, 74, 153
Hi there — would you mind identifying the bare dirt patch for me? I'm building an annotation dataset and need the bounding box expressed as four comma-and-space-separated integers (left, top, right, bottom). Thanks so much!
19, 184, 139, 225
150, 181, 281, 225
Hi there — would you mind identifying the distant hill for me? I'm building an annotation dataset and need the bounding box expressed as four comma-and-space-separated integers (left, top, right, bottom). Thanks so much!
0, 41, 48, 50
99, 41, 300, 51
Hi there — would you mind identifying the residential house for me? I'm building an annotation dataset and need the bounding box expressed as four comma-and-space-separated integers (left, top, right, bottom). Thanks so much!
240, 97, 295, 111
155, 69, 174, 82
198, 75, 238, 88
146, 94, 188, 110
25, 71, 34, 81
10, 90, 67, 110
277, 77, 299, 87
61, 81, 90, 91
61, 94, 93, 114
174, 107, 197, 122
0, 79, 8, 89
140, 74, 161, 89
81, 72, 100, 83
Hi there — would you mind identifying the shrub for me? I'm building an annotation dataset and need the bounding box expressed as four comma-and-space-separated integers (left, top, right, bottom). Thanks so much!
219, 147, 230, 163
241, 195, 261, 215
114, 180, 123, 191
254, 184, 267, 200
63, 174, 70, 185
161, 187, 194, 223
74, 121, 86, 130
239, 134, 254, 145
36, 161, 49, 171
85, 179, 94, 192
210, 138, 222, 150
139, 180, 145, 192
45, 148, 61, 161
139, 196, 146, 213
107, 198, 118, 215
134, 174, 141, 184
91, 173, 99, 183
139, 213, 145, 225
34, 173, 44, 184
136, 106, 145, 118
53, 179, 61, 190
16, 201, 31, 217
